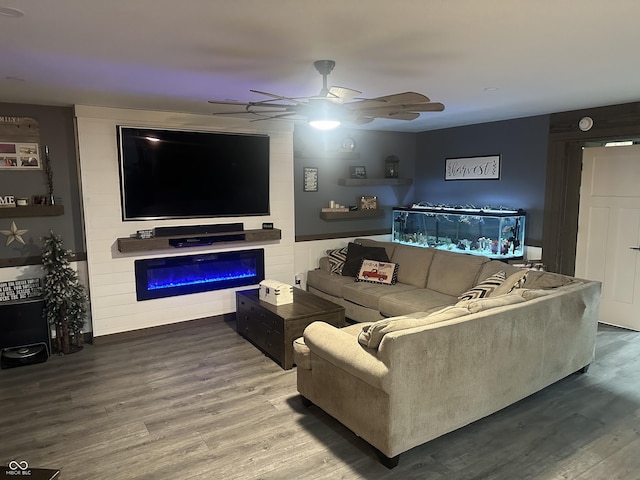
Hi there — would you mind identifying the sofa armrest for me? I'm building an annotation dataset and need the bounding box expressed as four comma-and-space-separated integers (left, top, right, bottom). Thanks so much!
318, 256, 332, 273
303, 321, 389, 389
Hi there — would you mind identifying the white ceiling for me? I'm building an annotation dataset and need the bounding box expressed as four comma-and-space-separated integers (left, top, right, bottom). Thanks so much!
1, 1, 639, 132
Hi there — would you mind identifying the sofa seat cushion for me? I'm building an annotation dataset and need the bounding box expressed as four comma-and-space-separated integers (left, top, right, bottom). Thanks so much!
426, 250, 490, 296
378, 288, 458, 317
307, 269, 355, 297
341, 281, 419, 310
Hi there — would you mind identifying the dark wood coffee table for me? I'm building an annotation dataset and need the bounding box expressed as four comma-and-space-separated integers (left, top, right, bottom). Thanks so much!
235, 288, 345, 369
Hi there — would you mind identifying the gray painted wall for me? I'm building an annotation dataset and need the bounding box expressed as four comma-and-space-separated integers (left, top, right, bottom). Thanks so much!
0, 104, 83, 259
294, 125, 416, 237
414, 115, 550, 246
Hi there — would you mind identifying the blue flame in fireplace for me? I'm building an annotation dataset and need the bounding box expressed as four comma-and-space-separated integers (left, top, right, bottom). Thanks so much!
134, 249, 265, 301
146, 261, 256, 290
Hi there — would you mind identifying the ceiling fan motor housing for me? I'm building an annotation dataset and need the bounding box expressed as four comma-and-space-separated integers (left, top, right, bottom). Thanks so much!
314, 60, 335, 76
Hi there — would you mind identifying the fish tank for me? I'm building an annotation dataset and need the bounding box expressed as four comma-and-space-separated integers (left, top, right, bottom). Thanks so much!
392, 204, 526, 259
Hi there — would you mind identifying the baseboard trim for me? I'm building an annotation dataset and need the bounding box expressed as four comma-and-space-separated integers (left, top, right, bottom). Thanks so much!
92, 313, 234, 346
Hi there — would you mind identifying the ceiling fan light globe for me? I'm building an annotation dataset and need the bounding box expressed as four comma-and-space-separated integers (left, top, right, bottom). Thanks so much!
309, 119, 341, 130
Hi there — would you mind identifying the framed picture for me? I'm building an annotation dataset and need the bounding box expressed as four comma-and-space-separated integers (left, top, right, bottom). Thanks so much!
303, 167, 318, 192
0, 142, 42, 170
32, 195, 48, 205
350, 166, 367, 179
445, 155, 500, 180
360, 195, 377, 210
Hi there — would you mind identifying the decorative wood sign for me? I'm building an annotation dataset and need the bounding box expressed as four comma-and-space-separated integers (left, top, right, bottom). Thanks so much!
0, 278, 41, 302
445, 155, 501, 180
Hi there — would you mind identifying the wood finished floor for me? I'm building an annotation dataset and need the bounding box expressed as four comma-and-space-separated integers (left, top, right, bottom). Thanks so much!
1, 320, 639, 480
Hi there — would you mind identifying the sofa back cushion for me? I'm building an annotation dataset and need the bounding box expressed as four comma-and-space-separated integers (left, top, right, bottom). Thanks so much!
341, 242, 390, 277
355, 238, 397, 259
390, 244, 436, 288
426, 250, 489, 296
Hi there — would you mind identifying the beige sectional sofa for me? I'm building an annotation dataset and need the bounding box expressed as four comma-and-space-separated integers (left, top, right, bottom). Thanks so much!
297, 238, 602, 468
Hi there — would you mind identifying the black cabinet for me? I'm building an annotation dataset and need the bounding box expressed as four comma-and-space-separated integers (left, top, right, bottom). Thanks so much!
0, 298, 51, 368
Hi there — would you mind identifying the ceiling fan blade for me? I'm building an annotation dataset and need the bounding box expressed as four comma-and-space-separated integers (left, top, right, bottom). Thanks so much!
356, 102, 446, 113
349, 92, 432, 110
250, 89, 303, 105
327, 86, 362, 103
208, 99, 250, 106
374, 111, 421, 121
375, 92, 431, 104
347, 116, 375, 125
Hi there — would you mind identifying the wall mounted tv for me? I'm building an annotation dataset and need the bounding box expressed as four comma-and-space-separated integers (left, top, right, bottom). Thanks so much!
117, 126, 270, 221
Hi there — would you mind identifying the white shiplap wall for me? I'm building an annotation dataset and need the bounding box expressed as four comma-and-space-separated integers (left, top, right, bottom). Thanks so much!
74, 106, 294, 338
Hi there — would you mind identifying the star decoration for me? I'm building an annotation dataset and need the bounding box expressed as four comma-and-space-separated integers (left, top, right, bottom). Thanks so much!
1, 221, 28, 246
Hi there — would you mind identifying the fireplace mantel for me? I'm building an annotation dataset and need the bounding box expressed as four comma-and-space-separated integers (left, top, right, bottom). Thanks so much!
117, 228, 281, 253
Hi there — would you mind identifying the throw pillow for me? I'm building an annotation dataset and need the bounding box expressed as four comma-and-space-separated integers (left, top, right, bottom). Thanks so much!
456, 293, 527, 313
489, 269, 528, 297
525, 271, 575, 290
341, 242, 390, 277
358, 306, 470, 349
355, 259, 399, 285
458, 271, 506, 300
326, 246, 349, 274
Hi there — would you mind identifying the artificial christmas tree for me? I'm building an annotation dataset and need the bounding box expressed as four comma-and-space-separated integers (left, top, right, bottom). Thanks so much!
41, 231, 88, 354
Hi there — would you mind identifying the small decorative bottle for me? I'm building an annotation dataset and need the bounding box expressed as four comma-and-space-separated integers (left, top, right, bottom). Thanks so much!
384, 155, 400, 178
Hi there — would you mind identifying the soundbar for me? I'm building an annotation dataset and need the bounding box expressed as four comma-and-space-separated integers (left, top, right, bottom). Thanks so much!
168, 234, 246, 248
155, 223, 244, 237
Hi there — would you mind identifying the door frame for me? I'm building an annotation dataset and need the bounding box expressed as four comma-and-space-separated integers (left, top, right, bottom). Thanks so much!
543, 102, 640, 275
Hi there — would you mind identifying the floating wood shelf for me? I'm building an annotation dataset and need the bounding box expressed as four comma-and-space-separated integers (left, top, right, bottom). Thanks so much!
295, 151, 360, 160
338, 178, 413, 186
319, 209, 385, 221
0, 205, 64, 218
117, 228, 282, 253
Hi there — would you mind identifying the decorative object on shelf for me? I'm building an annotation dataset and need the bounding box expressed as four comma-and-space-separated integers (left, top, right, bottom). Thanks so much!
384, 155, 400, 178
41, 231, 88, 354
341, 137, 356, 152
360, 195, 378, 210
32, 195, 48, 205
0, 195, 16, 208
1, 221, 28, 246
15, 197, 29, 206
350, 166, 367, 179
136, 229, 154, 239
445, 155, 500, 180
303, 167, 318, 192
43, 145, 55, 205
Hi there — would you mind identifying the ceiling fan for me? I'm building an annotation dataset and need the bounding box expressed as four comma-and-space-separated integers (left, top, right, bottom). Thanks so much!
208, 60, 444, 130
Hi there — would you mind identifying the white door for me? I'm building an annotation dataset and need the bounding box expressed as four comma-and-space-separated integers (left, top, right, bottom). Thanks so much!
575, 145, 640, 331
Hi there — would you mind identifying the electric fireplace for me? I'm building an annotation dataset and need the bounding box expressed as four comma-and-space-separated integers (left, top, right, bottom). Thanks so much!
134, 249, 265, 301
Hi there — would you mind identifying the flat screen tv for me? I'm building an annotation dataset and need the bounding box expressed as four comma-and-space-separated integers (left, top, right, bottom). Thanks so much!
117, 126, 270, 221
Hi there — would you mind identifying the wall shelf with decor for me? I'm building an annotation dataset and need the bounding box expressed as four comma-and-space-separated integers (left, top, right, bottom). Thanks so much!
296, 151, 360, 161
338, 178, 413, 186
320, 209, 384, 221
116, 228, 282, 253
0, 205, 64, 218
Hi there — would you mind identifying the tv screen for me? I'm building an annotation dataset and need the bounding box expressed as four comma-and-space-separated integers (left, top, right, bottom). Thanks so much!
117, 126, 270, 221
